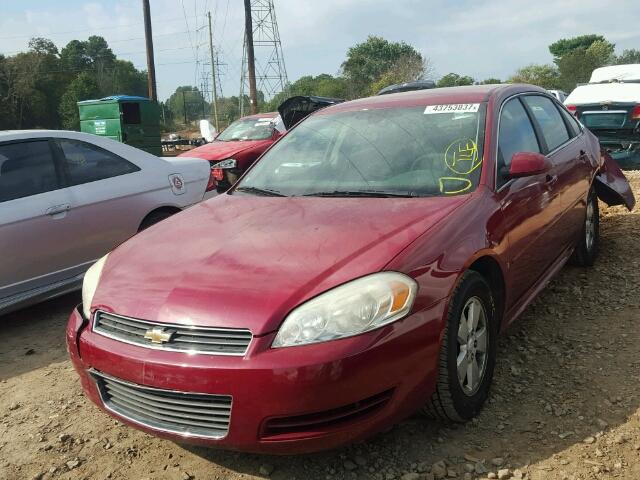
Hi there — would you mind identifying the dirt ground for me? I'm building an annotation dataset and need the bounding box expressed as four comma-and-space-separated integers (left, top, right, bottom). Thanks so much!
1, 173, 640, 480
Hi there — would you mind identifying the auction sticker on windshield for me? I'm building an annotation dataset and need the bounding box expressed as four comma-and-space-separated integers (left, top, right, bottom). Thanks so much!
424, 103, 480, 114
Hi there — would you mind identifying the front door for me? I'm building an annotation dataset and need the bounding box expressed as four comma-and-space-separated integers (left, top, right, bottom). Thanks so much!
494, 97, 561, 310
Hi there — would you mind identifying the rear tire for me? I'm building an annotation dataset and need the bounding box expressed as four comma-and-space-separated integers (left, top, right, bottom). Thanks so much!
571, 188, 599, 267
423, 270, 497, 422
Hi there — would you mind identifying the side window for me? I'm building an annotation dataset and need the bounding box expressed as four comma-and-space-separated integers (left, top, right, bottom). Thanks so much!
557, 104, 581, 137
0, 141, 59, 202
56, 139, 140, 186
522, 96, 570, 151
497, 98, 540, 187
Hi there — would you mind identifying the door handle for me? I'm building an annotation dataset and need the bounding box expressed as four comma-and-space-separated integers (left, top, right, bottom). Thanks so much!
545, 174, 558, 186
45, 204, 70, 216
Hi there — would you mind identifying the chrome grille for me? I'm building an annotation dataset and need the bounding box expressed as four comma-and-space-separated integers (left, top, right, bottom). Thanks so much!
93, 311, 252, 355
92, 370, 232, 439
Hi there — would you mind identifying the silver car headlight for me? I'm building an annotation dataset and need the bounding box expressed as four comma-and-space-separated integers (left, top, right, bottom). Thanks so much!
82, 254, 109, 319
272, 272, 417, 348
214, 158, 237, 169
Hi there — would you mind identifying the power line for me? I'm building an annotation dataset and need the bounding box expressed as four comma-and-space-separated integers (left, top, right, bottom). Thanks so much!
0, 14, 206, 40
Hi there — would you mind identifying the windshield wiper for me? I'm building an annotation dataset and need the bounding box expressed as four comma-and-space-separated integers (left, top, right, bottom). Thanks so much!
302, 190, 419, 198
234, 186, 286, 197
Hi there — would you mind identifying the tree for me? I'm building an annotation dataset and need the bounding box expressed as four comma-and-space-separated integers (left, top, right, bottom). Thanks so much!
59, 72, 99, 129
549, 34, 609, 60
557, 40, 616, 91
167, 86, 209, 125
369, 55, 433, 95
615, 49, 640, 65
263, 74, 348, 111
341, 36, 427, 97
477, 78, 502, 85
436, 73, 475, 87
508, 64, 561, 89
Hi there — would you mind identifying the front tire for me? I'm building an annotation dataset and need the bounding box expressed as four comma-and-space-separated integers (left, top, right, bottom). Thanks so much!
571, 188, 599, 267
423, 271, 497, 422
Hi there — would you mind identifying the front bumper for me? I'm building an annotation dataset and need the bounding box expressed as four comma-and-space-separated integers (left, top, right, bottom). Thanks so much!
67, 302, 444, 454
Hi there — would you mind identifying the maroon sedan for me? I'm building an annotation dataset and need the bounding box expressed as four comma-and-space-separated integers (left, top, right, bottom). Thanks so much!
68, 84, 634, 454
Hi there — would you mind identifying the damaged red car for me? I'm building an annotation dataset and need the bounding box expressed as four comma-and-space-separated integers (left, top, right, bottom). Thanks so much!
183, 96, 343, 192
68, 84, 634, 454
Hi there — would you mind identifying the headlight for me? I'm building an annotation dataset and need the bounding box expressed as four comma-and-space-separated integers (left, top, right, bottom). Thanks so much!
82, 254, 109, 319
272, 272, 417, 348
214, 158, 237, 169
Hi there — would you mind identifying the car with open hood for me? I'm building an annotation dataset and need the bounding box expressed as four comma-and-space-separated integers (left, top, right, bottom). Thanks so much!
565, 64, 640, 169
182, 96, 343, 192
68, 84, 634, 454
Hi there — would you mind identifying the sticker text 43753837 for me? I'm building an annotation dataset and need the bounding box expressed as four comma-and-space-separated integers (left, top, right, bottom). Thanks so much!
424, 103, 480, 114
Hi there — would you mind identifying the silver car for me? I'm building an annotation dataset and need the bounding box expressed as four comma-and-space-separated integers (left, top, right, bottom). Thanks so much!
0, 130, 212, 315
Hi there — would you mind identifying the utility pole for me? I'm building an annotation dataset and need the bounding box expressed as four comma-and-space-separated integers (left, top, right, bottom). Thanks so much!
243, 0, 258, 114
207, 11, 220, 131
182, 90, 187, 125
142, 0, 157, 101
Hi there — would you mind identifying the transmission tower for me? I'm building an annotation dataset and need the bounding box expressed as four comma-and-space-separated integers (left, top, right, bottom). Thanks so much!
239, 0, 288, 115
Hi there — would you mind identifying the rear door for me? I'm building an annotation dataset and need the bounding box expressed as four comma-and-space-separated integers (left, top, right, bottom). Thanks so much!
0, 139, 77, 300
521, 94, 591, 250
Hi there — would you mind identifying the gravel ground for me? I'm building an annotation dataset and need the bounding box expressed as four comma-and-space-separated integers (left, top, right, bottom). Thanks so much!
1, 172, 639, 480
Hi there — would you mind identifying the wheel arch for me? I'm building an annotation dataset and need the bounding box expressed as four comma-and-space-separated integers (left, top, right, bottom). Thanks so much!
138, 205, 182, 231
466, 255, 506, 329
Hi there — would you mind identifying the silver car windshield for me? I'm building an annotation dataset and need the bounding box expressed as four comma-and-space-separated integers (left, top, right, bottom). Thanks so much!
236, 104, 486, 197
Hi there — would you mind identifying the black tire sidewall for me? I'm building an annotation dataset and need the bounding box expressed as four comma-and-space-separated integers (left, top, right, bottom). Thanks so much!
444, 273, 497, 420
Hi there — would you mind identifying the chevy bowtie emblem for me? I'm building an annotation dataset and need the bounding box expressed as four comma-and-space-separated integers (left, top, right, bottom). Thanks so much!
144, 327, 174, 344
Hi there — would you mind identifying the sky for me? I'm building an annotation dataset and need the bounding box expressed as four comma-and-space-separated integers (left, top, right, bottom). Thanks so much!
1, 0, 639, 101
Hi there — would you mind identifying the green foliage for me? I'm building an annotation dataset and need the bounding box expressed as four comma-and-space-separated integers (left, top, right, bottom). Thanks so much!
615, 49, 640, 65
341, 36, 426, 97
263, 74, 348, 112
556, 40, 616, 91
549, 34, 608, 60
477, 78, 502, 85
59, 72, 99, 130
508, 64, 561, 89
436, 73, 475, 87
166, 86, 210, 125
1, 35, 147, 130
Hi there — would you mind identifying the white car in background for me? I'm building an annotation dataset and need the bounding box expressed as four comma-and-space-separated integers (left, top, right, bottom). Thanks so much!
564, 64, 640, 168
0, 130, 213, 315
547, 89, 568, 102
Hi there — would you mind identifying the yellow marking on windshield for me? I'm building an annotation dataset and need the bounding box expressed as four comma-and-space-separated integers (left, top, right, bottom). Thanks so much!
438, 177, 473, 195
439, 138, 482, 195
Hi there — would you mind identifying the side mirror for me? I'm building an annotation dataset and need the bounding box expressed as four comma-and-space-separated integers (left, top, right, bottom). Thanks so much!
509, 152, 551, 178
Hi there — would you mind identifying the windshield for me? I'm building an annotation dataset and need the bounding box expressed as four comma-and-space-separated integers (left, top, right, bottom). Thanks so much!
216, 117, 275, 141
236, 104, 486, 197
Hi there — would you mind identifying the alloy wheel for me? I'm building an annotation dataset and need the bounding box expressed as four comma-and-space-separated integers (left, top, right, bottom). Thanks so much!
585, 200, 595, 252
456, 296, 488, 396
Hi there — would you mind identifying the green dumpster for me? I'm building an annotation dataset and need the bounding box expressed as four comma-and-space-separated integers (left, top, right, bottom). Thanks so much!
78, 95, 162, 156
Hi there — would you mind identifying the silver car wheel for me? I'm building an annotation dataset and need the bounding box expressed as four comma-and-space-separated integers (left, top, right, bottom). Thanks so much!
585, 200, 595, 252
456, 296, 488, 396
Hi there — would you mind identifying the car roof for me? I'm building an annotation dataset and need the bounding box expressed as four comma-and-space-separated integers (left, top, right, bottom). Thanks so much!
0, 130, 90, 141
321, 84, 547, 114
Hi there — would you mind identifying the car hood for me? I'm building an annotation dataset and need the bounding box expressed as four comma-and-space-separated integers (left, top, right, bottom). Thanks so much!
180, 140, 271, 162
92, 194, 469, 335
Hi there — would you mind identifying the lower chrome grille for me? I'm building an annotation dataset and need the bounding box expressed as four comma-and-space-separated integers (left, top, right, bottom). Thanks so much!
93, 310, 252, 355
92, 370, 232, 439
